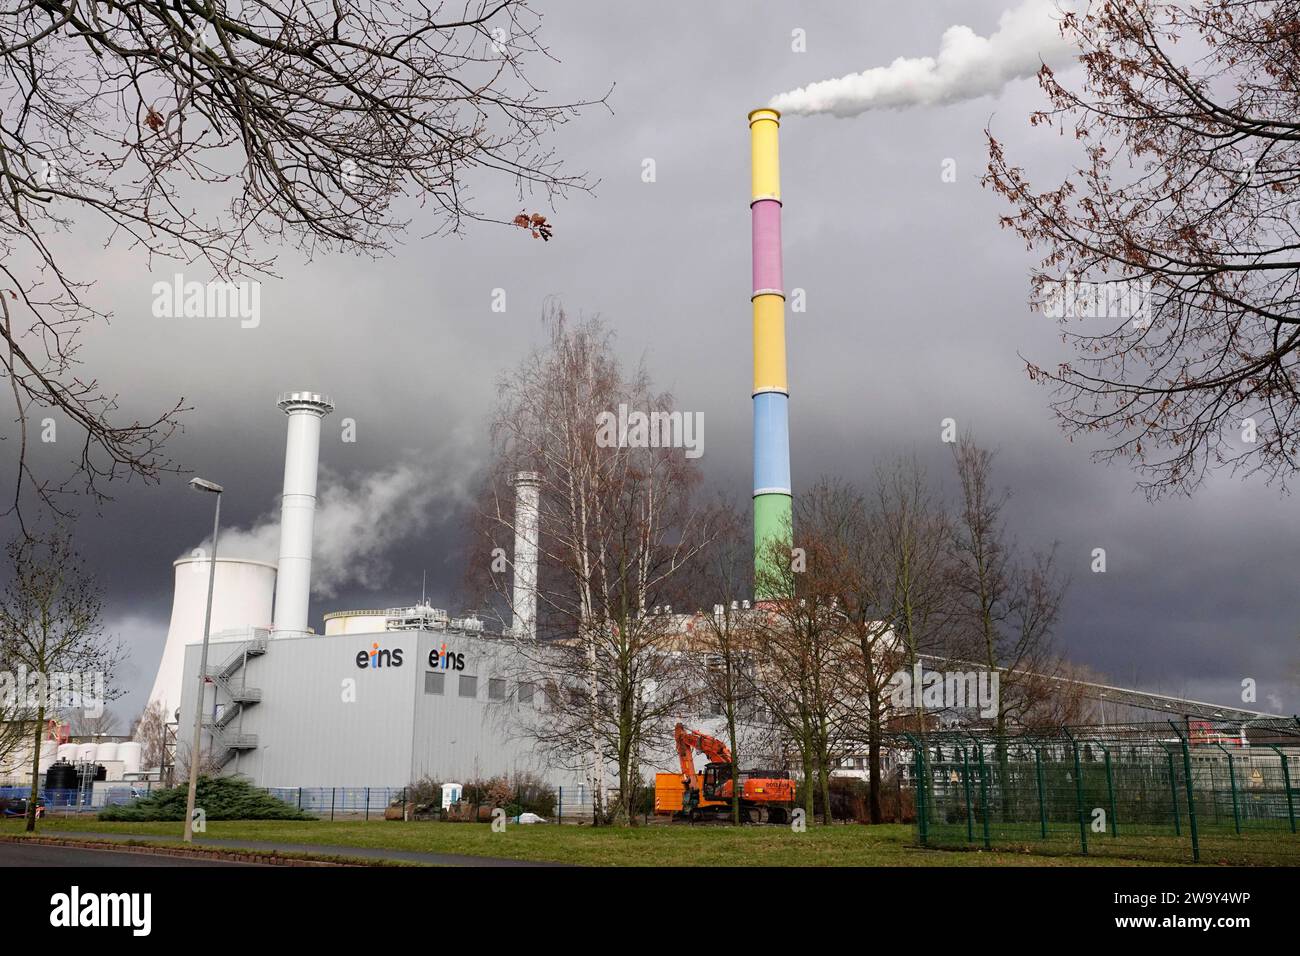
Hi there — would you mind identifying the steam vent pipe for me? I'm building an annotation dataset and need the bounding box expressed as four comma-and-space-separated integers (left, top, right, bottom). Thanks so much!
749, 108, 792, 592
511, 471, 541, 640
272, 390, 334, 637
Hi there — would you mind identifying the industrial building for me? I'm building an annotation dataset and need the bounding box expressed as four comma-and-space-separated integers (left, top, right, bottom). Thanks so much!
176, 614, 561, 788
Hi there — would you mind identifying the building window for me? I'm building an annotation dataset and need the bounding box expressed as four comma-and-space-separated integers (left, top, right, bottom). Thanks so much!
518, 681, 535, 704
489, 677, 506, 701
459, 674, 478, 698
424, 672, 445, 696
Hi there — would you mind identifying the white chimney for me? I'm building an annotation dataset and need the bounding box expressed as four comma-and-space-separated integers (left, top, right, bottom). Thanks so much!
510, 471, 541, 640
272, 391, 334, 637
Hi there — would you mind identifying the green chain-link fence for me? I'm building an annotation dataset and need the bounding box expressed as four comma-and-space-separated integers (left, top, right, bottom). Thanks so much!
904, 719, 1300, 864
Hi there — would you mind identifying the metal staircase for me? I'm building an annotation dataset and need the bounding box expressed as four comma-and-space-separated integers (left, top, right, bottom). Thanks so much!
201, 630, 268, 769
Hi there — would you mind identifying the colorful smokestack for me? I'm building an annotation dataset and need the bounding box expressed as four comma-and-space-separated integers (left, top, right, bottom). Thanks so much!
749, 108, 792, 590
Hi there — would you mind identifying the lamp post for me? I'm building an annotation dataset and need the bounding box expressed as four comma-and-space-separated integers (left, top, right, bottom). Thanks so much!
183, 477, 223, 843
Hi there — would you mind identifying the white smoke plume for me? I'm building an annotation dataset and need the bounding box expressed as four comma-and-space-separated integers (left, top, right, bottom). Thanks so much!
769, 0, 1077, 118
186, 434, 481, 598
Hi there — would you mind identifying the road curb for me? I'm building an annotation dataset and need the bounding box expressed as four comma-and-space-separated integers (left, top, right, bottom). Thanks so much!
0, 834, 367, 866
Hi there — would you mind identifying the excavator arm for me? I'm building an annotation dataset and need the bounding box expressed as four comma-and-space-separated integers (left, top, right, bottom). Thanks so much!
674, 722, 733, 784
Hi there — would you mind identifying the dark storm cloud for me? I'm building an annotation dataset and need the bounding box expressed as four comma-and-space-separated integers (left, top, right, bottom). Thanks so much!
7, 1, 1294, 722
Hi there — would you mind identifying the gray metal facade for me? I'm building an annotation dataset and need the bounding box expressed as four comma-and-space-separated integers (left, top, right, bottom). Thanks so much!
178, 628, 570, 788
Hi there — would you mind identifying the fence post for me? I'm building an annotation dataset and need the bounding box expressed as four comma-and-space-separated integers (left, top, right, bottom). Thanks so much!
904, 733, 927, 845
1033, 746, 1047, 839
330, 786, 336, 822
1065, 730, 1087, 855
1100, 744, 1118, 837
1169, 721, 1200, 863
365, 787, 370, 821
557, 787, 563, 825
961, 746, 974, 844
297, 786, 303, 810
1165, 750, 1181, 836
973, 742, 991, 850
1214, 743, 1241, 836
1269, 745, 1297, 834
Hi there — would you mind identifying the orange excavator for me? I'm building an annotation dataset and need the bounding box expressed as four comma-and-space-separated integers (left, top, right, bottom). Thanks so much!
654, 722, 795, 823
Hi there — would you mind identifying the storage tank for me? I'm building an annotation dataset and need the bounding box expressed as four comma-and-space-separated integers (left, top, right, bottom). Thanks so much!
118, 741, 143, 775
144, 556, 277, 722
323, 610, 389, 636
44, 761, 77, 791
39, 741, 57, 766
57, 743, 78, 761
76, 743, 96, 762
95, 742, 119, 763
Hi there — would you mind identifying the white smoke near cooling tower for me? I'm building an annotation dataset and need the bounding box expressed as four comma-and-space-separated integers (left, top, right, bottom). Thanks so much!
203, 454, 479, 599
769, 0, 1078, 117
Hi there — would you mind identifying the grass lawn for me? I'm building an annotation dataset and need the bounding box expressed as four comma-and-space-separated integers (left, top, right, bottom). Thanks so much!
0, 816, 1184, 866
924, 820, 1299, 866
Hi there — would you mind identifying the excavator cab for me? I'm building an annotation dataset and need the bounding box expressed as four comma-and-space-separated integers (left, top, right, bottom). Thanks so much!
701, 762, 732, 802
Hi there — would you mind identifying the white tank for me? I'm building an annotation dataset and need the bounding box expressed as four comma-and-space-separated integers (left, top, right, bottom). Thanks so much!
76, 743, 96, 762
323, 611, 389, 635
57, 743, 78, 761
144, 557, 277, 723
40, 741, 57, 763
118, 741, 143, 775
95, 742, 119, 763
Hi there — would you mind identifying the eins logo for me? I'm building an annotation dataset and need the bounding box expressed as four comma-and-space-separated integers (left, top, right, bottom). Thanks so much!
428, 642, 465, 672
356, 642, 404, 669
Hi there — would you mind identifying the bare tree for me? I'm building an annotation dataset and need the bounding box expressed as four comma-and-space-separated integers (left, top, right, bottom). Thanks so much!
473, 308, 711, 825
753, 523, 849, 826
129, 700, 174, 783
69, 707, 120, 739
985, 0, 1300, 496
797, 477, 906, 824
1, 0, 600, 525
0, 527, 125, 830
948, 433, 1070, 733
872, 455, 951, 729
948, 433, 1070, 818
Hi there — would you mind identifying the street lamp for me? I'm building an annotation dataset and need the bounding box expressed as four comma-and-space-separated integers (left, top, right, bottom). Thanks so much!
183, 477, 223, 843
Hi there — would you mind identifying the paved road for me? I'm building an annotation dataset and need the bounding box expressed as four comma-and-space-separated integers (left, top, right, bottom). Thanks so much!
20, 831, 564, 867
0, 841, 257, 867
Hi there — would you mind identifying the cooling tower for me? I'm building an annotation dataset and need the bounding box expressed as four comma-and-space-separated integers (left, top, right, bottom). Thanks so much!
145, 557, 277, 721
749, 108, 793, 591
272, 391, 334, 637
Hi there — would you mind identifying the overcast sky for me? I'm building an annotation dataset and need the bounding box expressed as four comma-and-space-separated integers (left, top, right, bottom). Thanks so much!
8, 1, 1297, 723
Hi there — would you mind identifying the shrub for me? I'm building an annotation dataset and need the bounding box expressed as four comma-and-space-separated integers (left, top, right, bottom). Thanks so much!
97, 776, 312, 822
